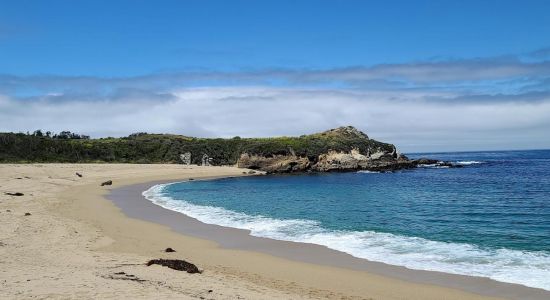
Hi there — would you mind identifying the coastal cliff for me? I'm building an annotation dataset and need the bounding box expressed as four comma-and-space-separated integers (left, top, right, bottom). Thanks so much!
236, 126, 432, 173
0, 126, 450, 173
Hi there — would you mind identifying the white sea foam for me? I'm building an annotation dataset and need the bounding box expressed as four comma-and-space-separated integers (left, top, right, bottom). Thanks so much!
356, 170, 381, 174
417, 163, 450, 168
143, 183, 550, 291
455, 160, 484, 165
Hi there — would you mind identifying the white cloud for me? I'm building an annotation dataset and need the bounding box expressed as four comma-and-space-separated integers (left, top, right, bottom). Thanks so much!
1, 87, 549, 152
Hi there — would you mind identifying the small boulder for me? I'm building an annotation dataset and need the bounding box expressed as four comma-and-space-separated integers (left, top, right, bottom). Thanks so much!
101, 180, 113, 186
247, 170, 256, 174
24, 212, 31, 216
165, 247, 176, 253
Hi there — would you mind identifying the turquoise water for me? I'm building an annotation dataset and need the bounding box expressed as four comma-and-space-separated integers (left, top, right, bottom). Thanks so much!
144, 150, 550, 290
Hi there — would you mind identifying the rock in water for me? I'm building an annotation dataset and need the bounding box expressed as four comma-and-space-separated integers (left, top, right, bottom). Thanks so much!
146, 259, 201, 273
100, 180, 113, 186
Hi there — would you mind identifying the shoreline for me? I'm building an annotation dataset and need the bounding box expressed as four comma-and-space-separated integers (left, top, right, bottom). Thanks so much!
106, 177, 549, 300
2, 163, 548, 299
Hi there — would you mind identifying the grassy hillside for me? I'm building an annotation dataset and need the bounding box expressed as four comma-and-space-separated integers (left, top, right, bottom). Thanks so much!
0, 127, 395, 165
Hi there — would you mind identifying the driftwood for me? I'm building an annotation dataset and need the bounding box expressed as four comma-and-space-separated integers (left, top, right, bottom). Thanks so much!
105, 272, 146, 283
76, 172, 83, 178
146, 259, 201, 273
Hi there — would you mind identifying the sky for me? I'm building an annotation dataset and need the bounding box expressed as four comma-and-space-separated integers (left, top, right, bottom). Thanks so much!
1, 0, 549, 152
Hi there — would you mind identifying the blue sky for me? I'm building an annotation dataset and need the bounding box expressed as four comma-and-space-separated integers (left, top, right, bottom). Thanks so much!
2, 0, 550, 76
1, 0, 550, 152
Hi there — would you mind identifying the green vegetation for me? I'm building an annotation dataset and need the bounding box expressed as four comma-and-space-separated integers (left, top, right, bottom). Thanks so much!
0, 127, 394, 165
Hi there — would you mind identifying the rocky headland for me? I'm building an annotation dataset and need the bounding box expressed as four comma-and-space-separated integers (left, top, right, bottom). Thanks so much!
236, 126, 455, 173
0, 126, 456, 173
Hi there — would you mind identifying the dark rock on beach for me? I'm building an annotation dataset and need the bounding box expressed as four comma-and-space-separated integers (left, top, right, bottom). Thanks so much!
5, 192, 24, 196
165, 247, 176, 253
146, 259, 201, 273
100, 180, 112, 186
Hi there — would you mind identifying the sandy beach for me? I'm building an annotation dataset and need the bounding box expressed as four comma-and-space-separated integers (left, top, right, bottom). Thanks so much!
1, 164, 548, 299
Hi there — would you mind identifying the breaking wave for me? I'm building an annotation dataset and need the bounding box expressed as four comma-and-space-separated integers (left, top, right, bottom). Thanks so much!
143, 183, 550, 291
455, 160, 484, 165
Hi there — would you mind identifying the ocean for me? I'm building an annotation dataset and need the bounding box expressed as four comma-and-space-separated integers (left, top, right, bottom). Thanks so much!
143, 150, 550, 290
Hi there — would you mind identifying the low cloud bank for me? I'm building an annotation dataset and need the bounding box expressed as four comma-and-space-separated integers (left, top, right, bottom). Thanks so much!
1, 87, 549, 152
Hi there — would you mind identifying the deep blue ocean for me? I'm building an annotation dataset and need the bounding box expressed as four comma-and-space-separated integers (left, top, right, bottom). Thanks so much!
144, 150, 550, 290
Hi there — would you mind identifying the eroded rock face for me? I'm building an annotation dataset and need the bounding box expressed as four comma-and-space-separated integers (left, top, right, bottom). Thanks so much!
313, 148, 416, 172
237, 147, 410, 173
314, 149, 368, 171
237, 153, 310, 173
236, 149, 458, 174
234, 126, 455, 174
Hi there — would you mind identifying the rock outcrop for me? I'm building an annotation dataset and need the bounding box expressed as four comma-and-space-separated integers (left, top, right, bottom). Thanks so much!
237, 126, 456, 174
238, 153, 310, 173
315, 149, 370, 171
